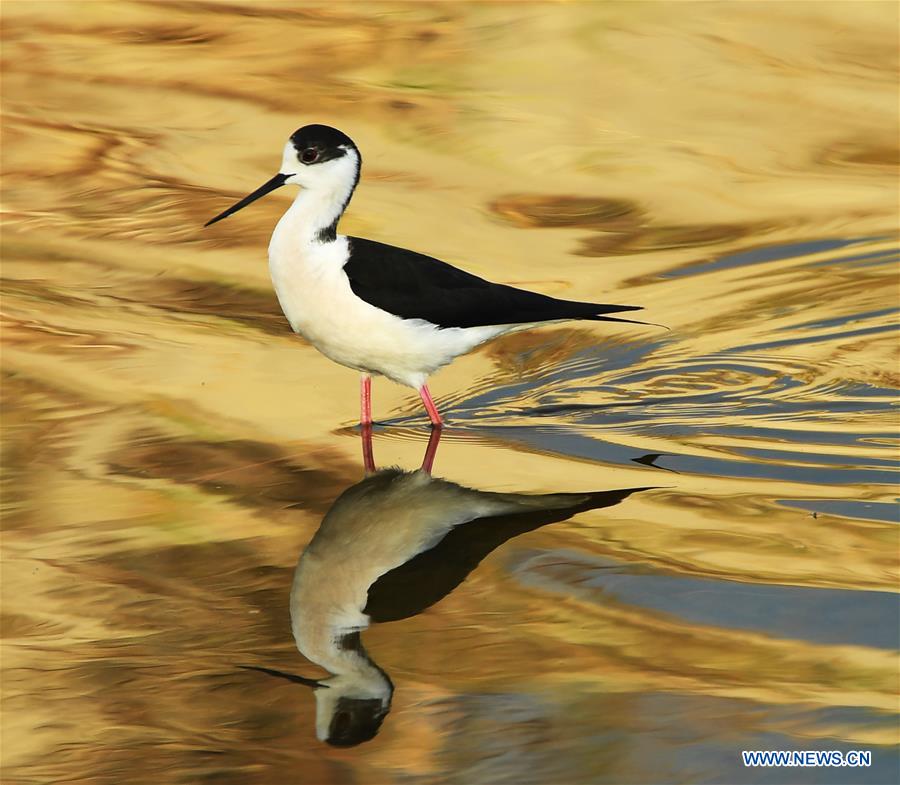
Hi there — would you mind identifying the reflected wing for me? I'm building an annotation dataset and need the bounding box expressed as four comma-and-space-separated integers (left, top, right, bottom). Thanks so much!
364, 486, 651, 622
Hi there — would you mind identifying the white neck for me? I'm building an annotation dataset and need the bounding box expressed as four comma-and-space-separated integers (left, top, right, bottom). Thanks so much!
274, 185, 344, 245
272, 149, 360, 246
291, 555, 372, 677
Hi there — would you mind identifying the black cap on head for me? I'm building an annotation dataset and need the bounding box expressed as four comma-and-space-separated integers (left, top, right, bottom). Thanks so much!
290, 124, 358, 165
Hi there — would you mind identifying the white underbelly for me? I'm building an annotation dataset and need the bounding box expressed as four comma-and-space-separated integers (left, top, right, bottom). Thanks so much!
269, 249, 504, 388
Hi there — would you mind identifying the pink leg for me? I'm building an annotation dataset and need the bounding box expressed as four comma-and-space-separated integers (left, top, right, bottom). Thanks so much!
420, 427, 442, 474
418, 384, 443, 428
360, 374, 372, 426
361, 424, 375, 473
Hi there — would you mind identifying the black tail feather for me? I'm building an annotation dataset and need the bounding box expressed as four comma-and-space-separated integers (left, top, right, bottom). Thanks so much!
561, 302, 667, 330
587, 310, 668, 329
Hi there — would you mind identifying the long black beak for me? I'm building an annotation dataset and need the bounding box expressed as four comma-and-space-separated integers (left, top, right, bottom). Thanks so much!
204, 173, 290, 227
238, 664, 328, 689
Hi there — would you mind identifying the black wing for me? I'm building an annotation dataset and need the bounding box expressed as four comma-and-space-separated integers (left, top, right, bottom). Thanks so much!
344, 237, 643, 329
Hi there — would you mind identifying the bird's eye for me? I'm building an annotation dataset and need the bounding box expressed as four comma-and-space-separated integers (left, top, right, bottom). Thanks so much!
301, 148, 319, 164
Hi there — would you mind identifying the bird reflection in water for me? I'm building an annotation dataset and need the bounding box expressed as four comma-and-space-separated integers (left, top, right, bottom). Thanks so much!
243, 428, 650, 746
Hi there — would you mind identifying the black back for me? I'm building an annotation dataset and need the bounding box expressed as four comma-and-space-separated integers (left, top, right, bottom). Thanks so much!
343, 237, 642, 329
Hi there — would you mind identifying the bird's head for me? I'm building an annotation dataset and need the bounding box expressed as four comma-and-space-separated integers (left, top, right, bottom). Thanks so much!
238, 652, 392, 747
313, 667, 393, 747
205, 124, 361, 227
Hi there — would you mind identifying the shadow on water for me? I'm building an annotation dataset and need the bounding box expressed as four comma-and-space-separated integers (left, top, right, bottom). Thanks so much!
242, 429, 653, 746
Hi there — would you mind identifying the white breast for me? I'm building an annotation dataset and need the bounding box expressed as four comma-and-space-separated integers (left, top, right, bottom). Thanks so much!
268, 230, 505, 389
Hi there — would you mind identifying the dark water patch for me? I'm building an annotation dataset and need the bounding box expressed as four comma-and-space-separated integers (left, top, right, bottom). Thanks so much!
577, 221, 767, 257
510, 549, 900, 650
710, 425, 899, 450
660, 236, 881, 279
652, 452, 897, 487
487, 193, 774, 259
841, 255, 900, 270
57, 176, 276, 247
777, 306, 900, 331
0, 611, 70, 639
513, 401, 646, 418
102, 539, 295, 639
488, 193, 642, 229
114, 25, 222, 46
779, 499, 899, 524
846, 256, 900, 270
472, 425, 899, 486
819, 139, 900, 170
606, 358, 782, 387
437, 692, 572, 784
731, 446, 900, 471
121, 277, 288, 336
806, 247, 900, 269
1, 277, 99, 309
106, 430, 349, 512
731, 323, 898, 353
3, 273, 290, 339
2, 17, 222, 47
140, 0, 372, 23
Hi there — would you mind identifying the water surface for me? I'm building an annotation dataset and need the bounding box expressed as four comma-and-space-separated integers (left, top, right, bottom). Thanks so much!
2, 2, 898, 784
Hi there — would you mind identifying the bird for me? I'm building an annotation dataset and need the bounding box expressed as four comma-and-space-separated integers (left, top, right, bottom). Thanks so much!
240, 428, 651, 746
205, 124, 647, 427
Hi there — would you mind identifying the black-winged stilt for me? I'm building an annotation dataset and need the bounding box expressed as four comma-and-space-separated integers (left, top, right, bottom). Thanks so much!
205, 124, 646, 427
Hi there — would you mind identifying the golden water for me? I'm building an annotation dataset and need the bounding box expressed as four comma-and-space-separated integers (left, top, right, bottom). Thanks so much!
2, 1, 898, 783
